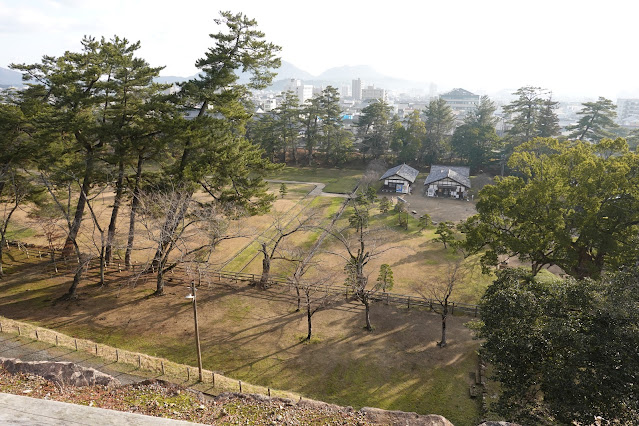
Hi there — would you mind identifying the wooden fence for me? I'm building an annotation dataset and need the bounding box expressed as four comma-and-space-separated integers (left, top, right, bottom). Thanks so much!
0, 315, 298, 400
4, 240, 481, 317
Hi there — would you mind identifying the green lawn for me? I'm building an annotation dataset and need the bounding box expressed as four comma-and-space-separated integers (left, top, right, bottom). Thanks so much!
268, 166, 363, 193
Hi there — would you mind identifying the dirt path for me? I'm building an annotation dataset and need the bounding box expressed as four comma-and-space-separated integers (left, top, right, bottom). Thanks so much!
266, 180, 354, 197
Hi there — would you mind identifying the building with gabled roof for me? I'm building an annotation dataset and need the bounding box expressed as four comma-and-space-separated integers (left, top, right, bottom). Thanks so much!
439, 88, 480, 116
379, 164, 419, 194
424, 165, 470, 199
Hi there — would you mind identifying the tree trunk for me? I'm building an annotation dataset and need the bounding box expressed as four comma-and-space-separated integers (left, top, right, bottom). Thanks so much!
306, 303, 313, 341
63, 147, 95, 256
0, 237, 4, 277
105, 159, 125, 265
439, 309, 448, 348
155, 265, 164, 296
364, 297, 372, 331
259, 244, 270, 290
125, 154, 144, 269
62, 243, 84, 300
99, 246, 105, 286
295, 284, 301, 312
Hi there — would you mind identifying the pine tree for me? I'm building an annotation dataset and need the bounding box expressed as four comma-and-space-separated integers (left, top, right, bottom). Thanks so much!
567, 97, 618, 142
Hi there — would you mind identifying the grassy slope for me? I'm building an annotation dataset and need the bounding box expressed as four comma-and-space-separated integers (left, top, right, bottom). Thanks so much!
0, 251, 481, 425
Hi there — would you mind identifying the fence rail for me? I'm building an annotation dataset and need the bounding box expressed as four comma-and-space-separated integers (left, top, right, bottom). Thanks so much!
209, 269, 481, 317
3, 240, 481, 317
0, 316, 299, 400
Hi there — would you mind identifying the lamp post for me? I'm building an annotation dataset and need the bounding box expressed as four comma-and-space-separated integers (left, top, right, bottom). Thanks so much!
186, 280, 203, 382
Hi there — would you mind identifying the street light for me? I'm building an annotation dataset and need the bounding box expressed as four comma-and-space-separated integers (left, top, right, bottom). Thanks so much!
186, 280, 203, 382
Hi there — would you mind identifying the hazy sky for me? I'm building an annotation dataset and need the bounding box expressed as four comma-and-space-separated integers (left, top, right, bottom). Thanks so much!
1, 0, 636, 99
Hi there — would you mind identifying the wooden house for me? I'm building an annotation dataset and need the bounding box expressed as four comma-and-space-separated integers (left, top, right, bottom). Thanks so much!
379, 164, 419, 194
424, 165, 470, 199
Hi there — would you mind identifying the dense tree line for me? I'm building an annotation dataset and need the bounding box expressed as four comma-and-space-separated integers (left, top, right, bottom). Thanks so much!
476, 267, 639, 424
2, 11, 281, 298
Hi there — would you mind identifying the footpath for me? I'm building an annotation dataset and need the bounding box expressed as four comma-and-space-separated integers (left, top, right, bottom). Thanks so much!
0, 332, 201, 425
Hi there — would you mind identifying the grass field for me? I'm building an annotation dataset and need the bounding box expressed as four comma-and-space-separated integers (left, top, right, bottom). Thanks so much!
267, 166, 363, 193
0, 250, 482, 425
0, 166, 499, 425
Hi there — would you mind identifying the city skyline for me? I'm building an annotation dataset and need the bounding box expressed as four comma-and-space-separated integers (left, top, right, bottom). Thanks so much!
1, 0, 637, 99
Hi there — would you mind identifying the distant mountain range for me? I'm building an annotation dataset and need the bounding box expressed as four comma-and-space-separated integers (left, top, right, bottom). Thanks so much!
0, 67, 24, 88
2, 61, 428, 93
154, 61, 429, 93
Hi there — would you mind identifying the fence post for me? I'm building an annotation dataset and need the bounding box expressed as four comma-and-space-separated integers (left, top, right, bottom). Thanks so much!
116, 349, 119, 362
407, 297, 410, 309
17, 326, 21, 336
35, 330, 39, 340
239, 380, 242, 393
474, 306, 478, 317
74, 339, 78, 351
55, 335, 58, 346
268, 388, 271, 397
95, 344, 98, 355
138, 355, 141, 368
187, 367, 190, 381
161, 361, 165, 375
212, 372, 215, 386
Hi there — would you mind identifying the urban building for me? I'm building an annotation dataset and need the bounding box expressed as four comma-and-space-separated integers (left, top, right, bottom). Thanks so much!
352, 78, 363, 100
362, 85, 386, 101
439, 88, 480, 115
284, 79, 314, 104
617, 98, 639, 127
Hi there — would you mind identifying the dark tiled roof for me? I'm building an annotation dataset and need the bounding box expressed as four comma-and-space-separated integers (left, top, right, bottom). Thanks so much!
379, 164, 419, 183
424, 165, 471, 188
440, 88, 478, 99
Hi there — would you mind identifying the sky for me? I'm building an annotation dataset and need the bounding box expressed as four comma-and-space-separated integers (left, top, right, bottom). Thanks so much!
1, 0, 637, 100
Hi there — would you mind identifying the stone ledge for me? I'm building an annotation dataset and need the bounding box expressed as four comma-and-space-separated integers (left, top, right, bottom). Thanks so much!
0, 357, 120, 388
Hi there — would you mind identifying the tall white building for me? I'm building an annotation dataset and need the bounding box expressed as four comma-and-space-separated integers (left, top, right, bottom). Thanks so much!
352, 78, 363, 100
617, 98, 639, 126
284, 79, 314, 104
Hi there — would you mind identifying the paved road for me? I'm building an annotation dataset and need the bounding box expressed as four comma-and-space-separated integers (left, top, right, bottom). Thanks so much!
0, 393, 201, 425
0, 332, 204, 425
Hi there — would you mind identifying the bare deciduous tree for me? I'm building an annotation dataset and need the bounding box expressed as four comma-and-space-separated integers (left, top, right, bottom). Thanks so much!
0, 172, 32, 277
40, 172, 91, 300
328, 199, 395, 331
415, 259, 470, 347
137, 186, 248, 295
256, 211, 317, 290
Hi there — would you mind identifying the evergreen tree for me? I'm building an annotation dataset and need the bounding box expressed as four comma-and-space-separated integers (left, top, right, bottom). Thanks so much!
421, 98, 454, 165
150, 11, 281, 295
398, 110, 426, 164
536, 96, 561, 138
567, 97, 618, 142
358, 100, 393, 159
451, 96, 500, 170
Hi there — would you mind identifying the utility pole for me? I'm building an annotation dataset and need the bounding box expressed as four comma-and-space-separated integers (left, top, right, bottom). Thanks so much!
188, 280, 203, 382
